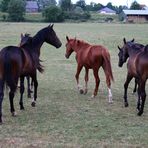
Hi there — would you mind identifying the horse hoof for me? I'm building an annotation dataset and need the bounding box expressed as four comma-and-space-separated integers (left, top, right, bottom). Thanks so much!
79, 89, 84, 94
83, 90, 87, 95
31, 102, 36, 107
12, 112, 17, 117
124, 102, 129, 107
91, 95, 95, 99
20, 107, 25, 110
137, 111, 143, 116
109, 100, 113, 104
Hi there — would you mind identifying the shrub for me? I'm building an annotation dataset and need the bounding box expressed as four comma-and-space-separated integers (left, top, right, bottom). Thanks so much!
7, 0, 25, 22
42, 6, 64, 22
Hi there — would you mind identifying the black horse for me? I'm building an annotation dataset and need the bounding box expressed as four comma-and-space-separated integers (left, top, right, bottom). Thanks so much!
0, 24, 62, 123
118, 38, 147, 116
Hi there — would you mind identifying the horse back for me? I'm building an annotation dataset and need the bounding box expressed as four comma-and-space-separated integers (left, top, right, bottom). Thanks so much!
136, 52, 148, 79
77, 45, 106, 68
0, 46, 23, 77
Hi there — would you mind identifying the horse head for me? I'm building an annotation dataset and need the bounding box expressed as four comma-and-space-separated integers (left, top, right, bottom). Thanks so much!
44, 24, 62, 48
65, 36, 75, 59
117, 38, 135, 67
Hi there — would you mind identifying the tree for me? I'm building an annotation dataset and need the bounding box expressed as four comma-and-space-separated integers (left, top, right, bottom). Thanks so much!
59, 0, 72, 11
130, 1, 141, 10
106, 2, 116, 11
76, 0, 86, 10
0, 0, 10, 12
7, 0, 26, 22
38, 0, 56, 9
42, 6, 64, 22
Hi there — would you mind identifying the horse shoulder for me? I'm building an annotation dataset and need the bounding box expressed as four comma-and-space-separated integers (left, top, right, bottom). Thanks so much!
21, 49, 33, 74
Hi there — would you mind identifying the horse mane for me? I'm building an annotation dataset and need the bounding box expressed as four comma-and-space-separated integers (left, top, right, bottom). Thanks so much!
144, 45, 148, 52
20, 33, 44, 73
127, 42, 144, 51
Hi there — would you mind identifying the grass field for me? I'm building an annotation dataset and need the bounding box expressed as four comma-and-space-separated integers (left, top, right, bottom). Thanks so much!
0, 22, 148, 147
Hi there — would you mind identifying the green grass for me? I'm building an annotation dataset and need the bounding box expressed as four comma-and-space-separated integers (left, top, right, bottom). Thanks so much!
0, 22, 148, 147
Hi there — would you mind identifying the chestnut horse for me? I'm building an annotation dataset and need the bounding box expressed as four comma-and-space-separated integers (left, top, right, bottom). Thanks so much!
65, 36, 114, 101
0, 24, 62, 123
118, 38, 148, 116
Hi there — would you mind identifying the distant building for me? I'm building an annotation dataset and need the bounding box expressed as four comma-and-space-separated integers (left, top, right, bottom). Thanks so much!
121, 10, 148, 23
26, 1, 39, 13
98, 7, 116, 15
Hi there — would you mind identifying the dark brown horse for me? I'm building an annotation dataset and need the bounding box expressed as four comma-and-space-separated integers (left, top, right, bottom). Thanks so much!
118, 38, 148, 116
0, 24, 62, 123
65, 36, 114, 101
118, 39, 145, 94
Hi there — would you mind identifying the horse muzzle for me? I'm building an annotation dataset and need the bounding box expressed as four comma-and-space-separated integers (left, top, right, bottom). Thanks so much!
65, 53, 69, 59
118, 62, 123, 67
56, 42, 62, 48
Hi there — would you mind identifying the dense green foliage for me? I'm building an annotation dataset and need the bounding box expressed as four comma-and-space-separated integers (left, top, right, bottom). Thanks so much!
42, 6, 64, 22
7, 0, 25, 21
130, 1, 141, 10
0, 0, 10, 12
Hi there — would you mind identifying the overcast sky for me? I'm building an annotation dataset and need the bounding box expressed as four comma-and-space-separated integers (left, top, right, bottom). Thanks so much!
71, 0, 148, 7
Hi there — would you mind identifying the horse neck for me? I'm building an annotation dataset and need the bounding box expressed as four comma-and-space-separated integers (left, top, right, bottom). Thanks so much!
127, 47, 141, 58
73, 41, 90, 53
31, 32, 45, 55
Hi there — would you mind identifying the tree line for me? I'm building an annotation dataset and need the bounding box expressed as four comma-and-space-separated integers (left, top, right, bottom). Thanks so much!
0, 0, 143, 22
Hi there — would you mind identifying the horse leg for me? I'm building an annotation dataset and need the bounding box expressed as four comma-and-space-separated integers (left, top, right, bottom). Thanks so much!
9, 87, 17, 117
0, 80, 4, 123
102, 65, 113, 103
133, 78, 138, 93
137, 83, 141, 111
137, 80, 146, 116
84, 68, 89, 94
92, 69, 100, 98
105, 77, 113, 103
31, 73, 38, 107
124, 74, 133, 107
75, 65, 83, 94
19, 76, 25, 110
27, 76, 31, 98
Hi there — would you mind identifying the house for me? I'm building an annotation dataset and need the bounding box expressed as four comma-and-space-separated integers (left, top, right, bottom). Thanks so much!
121, 10, 148, 23
26, 1, 39, 13
98, 7, 116, 15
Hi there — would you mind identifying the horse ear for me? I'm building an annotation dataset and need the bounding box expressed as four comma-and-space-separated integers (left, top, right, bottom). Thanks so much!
131, 38, 134, 42
118, 46, 121, 51
50, 24, 54, 29
48, 24, 54, 28
21, 33, 24, 39
123, 38, 126, 44
66, 36, 69, 42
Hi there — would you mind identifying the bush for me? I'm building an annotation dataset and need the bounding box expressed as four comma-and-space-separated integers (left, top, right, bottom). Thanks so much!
42, 6, 64, 22
65, 11, 91, 20
7, 0, 25, 22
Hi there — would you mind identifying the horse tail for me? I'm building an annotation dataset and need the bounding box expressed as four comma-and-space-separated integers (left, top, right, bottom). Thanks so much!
37, 59, 44, 73
102, 49, 114, 85
3, 49, 16, 90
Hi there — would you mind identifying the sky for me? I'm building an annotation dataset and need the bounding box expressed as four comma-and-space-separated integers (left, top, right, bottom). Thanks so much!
71, 0, 148, 7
